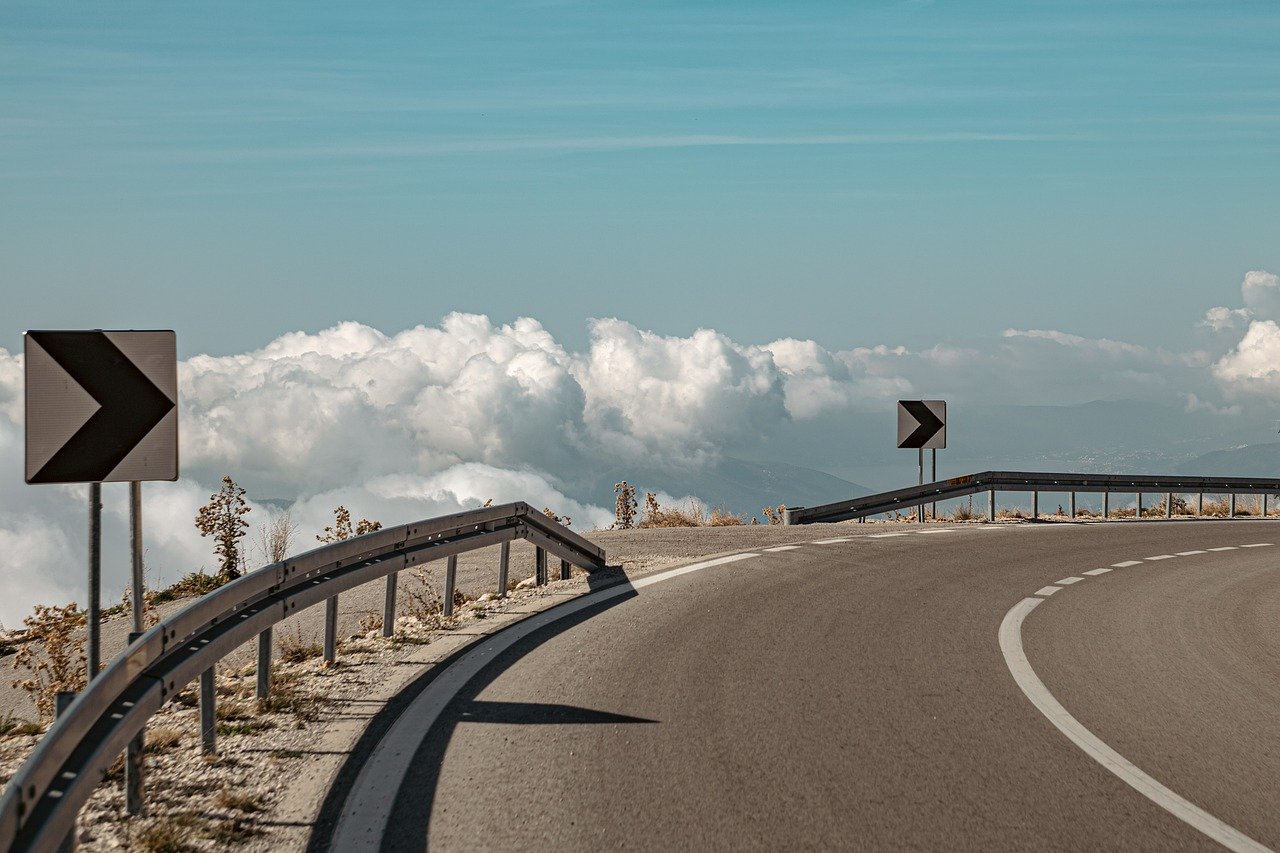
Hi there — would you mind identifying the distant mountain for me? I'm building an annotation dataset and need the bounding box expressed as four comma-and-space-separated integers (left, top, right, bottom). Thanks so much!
580, 457, 868, 520
1174, 443, 1280, 478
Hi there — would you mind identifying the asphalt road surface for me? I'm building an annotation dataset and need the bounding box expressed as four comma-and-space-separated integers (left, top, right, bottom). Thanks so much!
329, 521, 1280, 851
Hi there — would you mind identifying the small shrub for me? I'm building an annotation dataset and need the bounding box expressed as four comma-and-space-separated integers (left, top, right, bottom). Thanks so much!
150, 571, 225, 606
278, 628, 323, 664
638, 493, 706, 528
542, 507, 572, 528
613, 482, 638, 529
317, 506, 382, 543
131, 813, 203, 852
207, 818, 261, 844
216, 788, 265, 813
358, 612, 383, 635
145, 726, 184, 753
0, 712, 42, 737
10, 602, 86, 721
257, 680, 320, 723
951, 500, 982, 522
217, 719, 272, 737
195, 475, 252, 582
762, 505, 787, 525
708, 507, 745, 526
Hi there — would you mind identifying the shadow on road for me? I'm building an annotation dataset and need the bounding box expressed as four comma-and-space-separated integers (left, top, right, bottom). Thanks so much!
306, 566, 643, 852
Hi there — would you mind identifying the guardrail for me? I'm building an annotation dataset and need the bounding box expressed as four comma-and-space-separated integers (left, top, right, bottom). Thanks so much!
785, 471, 1280, 525
0, 501, 606, 851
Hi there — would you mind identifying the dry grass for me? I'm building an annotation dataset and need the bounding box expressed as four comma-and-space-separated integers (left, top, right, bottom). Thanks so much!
278, 628, 323, 664
216, 787, 265, 813
145, 726, 184, 753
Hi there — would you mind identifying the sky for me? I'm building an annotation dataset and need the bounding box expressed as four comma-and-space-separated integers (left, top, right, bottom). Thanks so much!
2, 1, 1280, 623
3, 0, 1279, 357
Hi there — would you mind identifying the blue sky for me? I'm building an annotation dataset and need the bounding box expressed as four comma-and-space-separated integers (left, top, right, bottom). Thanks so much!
2, 0, 1279, 357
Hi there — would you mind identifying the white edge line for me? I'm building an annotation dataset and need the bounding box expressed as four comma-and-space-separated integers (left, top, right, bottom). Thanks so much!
1083, 568, 1112, 576
331, 552, 759, 850
1175, 551, 1207, 556
1000, 598, 1269, 853
1034, 586, 1060, 597
1056, 577, 1084, 585
1145, 555, 1176, 561
917, 529, 956, 534
1207, 547, 1238, 552
1240, 543, 1273, 548
1112, 560, 1143, 567
811, 537, 852, 545
867, 533, 909, 538
763, 545, 802, 552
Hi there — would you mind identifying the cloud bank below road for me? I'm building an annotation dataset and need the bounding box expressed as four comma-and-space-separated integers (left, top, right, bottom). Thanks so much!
0, 271, 1275, 624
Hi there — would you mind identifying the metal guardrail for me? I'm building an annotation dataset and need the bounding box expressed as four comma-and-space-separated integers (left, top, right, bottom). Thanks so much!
785, 471, 1280, 525
0, 501, 606, 851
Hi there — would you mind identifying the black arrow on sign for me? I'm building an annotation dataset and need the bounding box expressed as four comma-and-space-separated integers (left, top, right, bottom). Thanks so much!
900, 400, 944, 448
29, 332, 175, 484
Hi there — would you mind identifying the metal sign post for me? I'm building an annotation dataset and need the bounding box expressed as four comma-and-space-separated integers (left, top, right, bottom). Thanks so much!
897, 400, 947, 523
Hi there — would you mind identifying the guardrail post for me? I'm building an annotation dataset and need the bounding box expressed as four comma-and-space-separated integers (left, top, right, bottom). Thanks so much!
498, 541, 510, 598
443, 554, 458, 616
1137, 493, 1143, 518
200, 667, 216, 756
1031, 491, 1038, 519
324, 597, 338, 664
125, 631, 146, 816
1166, 493, 1173, 519
560, 558, 571, 581
382, 573, 397, 638
535, 547, 547, 585
1265, 494, 1270, 518
1069, 492, 1076, 519
1103, 491, 1109, 519
56, 690, 77, 852
256, 627, 272, 700
988, 490, 995, 521
1198, 492, 1204, 516
1230, 494, 1237, 517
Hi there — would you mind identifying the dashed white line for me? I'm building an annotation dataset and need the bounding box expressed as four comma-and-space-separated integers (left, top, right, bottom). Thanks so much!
1207, 546, 1238, 552
1112, 560, 1143, 568
1000, 599, 1269, 853
1034, 586, 1060, 597
1241, 543, 1273, 548
1145, 555, 1176, 561
1056, 576, 1085, 585
763, 545, 802, 552
868, 533, 909, 539
1083, 568, 1112, 576
917, 529, 956, 534
811, 537, 852, 545
1175, 550, 1206, 556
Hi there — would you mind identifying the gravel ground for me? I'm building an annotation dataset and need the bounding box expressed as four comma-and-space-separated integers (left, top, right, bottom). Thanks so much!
0, 519, 994, 849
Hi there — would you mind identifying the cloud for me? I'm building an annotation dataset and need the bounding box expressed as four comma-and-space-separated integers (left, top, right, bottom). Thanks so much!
1199, 306, 1251, 332
1241, 270, 1280, 320
1214, 319, 1280, 394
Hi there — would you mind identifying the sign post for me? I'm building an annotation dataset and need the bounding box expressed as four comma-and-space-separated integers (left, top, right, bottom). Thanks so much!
897, 400, 947, 522
25, 329, 177, 818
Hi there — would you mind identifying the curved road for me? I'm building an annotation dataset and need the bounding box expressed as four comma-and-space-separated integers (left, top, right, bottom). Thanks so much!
329, 521, 1280, 851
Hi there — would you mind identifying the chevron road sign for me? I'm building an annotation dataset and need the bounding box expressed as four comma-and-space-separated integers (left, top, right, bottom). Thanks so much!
25, 330, 178, 484
897, 399, 946, 450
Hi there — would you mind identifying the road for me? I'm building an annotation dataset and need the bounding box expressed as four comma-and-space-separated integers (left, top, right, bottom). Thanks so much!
327, 521, 1280, 851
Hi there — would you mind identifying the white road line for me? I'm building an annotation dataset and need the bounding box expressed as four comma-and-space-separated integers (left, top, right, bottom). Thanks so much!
331, 552, 760, 850
811, 537, 852, 545
917, 529, 956, 534
1241, 543, 1273, 548
1000, 598, 1269, 853
1145, 555, 1176, 561
868, 533, 909, 538
1034, 586, 1060, 597
1207, 546, 1238, 552
1056, 576, 1085, 585
1175, 551, 1207, 556
763, 545, 802, 552
1112, 560, 1143, 568
1083, 568, 1112, 576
